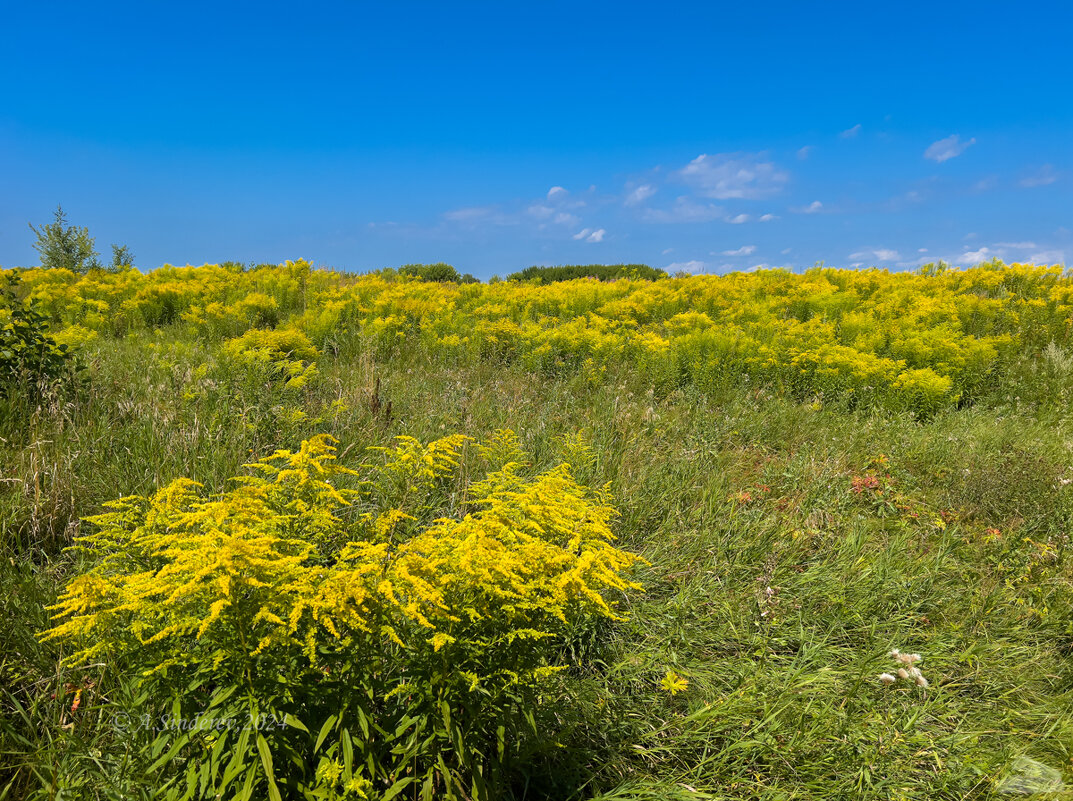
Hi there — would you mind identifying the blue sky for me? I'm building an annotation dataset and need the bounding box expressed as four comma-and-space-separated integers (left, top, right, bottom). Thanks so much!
2, 1, 1071, 277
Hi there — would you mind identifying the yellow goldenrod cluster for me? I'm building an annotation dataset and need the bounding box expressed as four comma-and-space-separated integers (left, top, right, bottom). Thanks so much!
5, 259, 1071, 412
43, 432, 642, 694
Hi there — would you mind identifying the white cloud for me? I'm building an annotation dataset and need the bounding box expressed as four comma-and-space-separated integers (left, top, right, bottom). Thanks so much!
679, 152, 789, 199
959, 246, 993, 264
573, 228, 605, 243
839, 124, 862, 139
995, 241, 1037, 249
444, 206, 497, 222
642, 196, 724, 223
1028, 249, 1065, 264
443, 205, 522, 226
792, 200, 824, 214
849, 248, 900, 262
758, 213, 778, 222
666, 260, 707, 274
527, 205, 580, 227
722, 245, 757, 256
624, 183, 657, 206
725, 213, 750, 224
661, 248, 674, 255
547, 186, 568, 200
924, 134, 976, 163
797, 146, 813, 160
1020, 165, 1058, 188
894, 256, 935, 269
918, 248, 929, 253
527, 204, 554, 219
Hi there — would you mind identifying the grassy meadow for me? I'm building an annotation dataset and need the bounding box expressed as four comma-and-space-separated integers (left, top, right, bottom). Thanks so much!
1, 261, 1072, 800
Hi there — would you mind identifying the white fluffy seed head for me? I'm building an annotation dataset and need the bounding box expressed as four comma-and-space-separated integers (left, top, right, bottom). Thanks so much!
879, 673, 896, 684
915, 674, 929, 688
897, 668, 909, 680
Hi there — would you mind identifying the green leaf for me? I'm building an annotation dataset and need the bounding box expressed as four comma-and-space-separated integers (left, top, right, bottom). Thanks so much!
235, 765, 257, 801
256, 734, 282, 801
381, 777, 416, 801
284, 712, 310, 734
340, 728, 354, 773
315, 714, 337, 753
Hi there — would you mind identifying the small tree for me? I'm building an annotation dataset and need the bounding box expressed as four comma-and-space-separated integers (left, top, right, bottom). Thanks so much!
110, 243, 135, 270
29, 205, 100, 273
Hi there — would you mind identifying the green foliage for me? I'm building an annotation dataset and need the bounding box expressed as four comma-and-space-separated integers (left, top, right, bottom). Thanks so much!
398, 263, 464, 283
42, 434, 640, 800
0, 272, 79, 395
111, 243, 135, 271
4, 258, 1073, 800
506, 263, 667, 283
28, 205, 101, 273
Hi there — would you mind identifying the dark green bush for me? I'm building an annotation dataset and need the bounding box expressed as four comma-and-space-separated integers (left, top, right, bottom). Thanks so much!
399, 263, 464, 282
0, 273, 80, 396
506, 264, 666, 284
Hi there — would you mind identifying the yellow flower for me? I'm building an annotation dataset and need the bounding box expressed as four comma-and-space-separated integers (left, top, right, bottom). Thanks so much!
661, 669, 689, 695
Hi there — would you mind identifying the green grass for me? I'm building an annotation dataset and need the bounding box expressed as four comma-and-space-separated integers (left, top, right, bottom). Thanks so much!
2, 332, 1072, 800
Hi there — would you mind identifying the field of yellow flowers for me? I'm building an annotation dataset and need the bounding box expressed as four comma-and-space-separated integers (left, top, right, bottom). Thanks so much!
2, 260, 1072, 800
10, 259, 1073, 415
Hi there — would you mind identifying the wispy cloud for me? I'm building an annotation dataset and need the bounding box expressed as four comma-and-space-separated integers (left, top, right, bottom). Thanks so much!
624, 183, 657, 206
642, 196, 724, 223
443, 184, 590, 234
849, 248, 900, 262
924, 134, 976, 163
791, 200, 824, 214
572, 227, 606, 243
959, 246, 993, 264
797, 146, 813, 160
666, 260, 707, 274
725, 213, 750, 224
758, 213, 778, 222
678, 152, 789, 199
839, 124, 862, 139
722, 245, 757, 256
526, 204, 579, 224
1028, 249, 1065, 264
443, 205, 514, 225
1020, 164, 1058, 187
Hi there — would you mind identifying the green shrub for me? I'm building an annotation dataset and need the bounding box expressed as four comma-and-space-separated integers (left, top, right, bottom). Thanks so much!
506, 264, 666, 284
43, 433, 641, 800
0, 272, 80, 396
399, 263, 463, 283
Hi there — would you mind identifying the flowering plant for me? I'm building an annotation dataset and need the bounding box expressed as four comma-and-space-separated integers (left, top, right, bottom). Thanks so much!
44, 432, 641, 800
